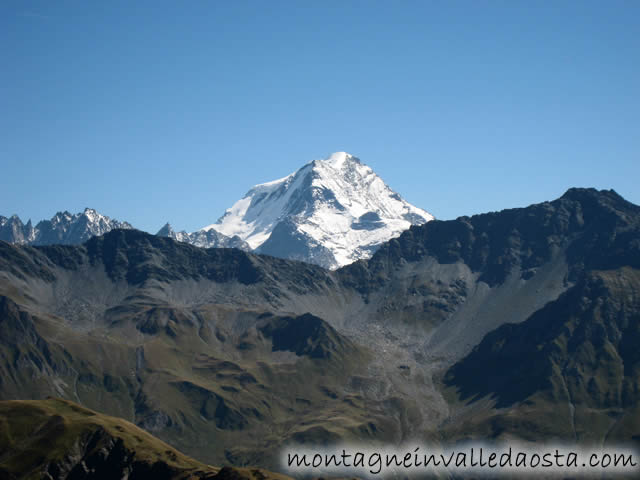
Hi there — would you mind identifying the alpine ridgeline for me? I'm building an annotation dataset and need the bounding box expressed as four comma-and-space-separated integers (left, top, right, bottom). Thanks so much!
2, 153, 432, 269
201, 152, 434, 269
156, 222, 250, 251
1, 208, 250, 251
0, 208, 133, 246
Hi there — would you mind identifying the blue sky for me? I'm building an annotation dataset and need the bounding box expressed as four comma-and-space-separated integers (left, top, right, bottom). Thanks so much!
1, 1, 638, 233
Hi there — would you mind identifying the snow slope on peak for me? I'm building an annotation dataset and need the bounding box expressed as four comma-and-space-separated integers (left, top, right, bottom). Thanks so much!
325, 151, 352, 168
203, 152, 434, 269
202, 161, 314, 249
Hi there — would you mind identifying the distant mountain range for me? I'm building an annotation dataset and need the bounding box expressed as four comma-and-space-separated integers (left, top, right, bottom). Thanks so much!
0, 208, 133, 246
2, 152, 433, 269
156, 222, 250, 251
1, 187, 639, 474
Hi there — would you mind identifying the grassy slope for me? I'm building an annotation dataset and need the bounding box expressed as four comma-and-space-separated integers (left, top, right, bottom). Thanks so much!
0, 397, 293, 480
0, 297, 381, 469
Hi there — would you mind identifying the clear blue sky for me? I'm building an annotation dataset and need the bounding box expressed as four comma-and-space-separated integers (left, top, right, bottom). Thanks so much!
1, 1, 638, 233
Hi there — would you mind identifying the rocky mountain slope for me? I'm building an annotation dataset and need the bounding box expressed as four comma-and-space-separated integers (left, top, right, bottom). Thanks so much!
444, 267, 640, 443
156, 223, 250, 251
0, 188, 639, 475
202, 152, 434, 269
0, 209, 252, 253
0, 209, 133, 246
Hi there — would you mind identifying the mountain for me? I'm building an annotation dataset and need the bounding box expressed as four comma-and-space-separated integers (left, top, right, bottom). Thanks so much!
339, 187, 640, 443
0, 216, 36, 244
1, 188, 639, 475
2, 152, 432, 269
202, 152, 434, 269
0, 208, 133, 246
0, 210, 251, 252
156, 223, 250, 250
2, 152, 431, 270
443, 267, 640, 443
0, 231, 363, 470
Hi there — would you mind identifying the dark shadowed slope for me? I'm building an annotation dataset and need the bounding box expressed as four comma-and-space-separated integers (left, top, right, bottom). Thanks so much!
339, 188, 640, 292
443, 267, 640, 444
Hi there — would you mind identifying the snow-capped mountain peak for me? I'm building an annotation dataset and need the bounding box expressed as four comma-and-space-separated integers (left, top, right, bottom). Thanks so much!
202, 152, 434, 269
325, 151, 354, 168
2, 153, 432, 268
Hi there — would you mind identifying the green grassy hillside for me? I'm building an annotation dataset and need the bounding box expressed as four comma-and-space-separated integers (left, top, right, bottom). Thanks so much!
0, 397, 293, 480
